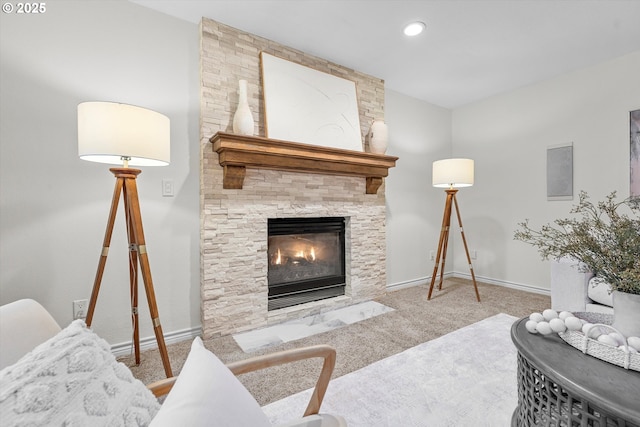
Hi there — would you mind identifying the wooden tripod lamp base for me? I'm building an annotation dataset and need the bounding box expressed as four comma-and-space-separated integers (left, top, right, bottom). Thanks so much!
427, 158, 480, 302
427, 189, 480, 301
85, 168, 173, 377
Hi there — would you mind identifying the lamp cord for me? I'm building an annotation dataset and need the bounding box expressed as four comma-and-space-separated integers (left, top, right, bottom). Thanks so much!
126, 213, 138, 359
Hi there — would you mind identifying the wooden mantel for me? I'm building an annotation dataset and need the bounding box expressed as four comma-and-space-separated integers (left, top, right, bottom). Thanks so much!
210, 132, 398, 194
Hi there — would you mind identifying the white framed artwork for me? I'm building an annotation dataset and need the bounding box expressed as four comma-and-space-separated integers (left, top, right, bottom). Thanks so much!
260, 52, 363, 152
547, 142, 573, 201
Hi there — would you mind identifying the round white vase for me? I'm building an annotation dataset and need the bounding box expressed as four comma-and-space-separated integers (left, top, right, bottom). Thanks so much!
369, 120, 388, 154
611, 290, 640, 338
233, 79, 254, 136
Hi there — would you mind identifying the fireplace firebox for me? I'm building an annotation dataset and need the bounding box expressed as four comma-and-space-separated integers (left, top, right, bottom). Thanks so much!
268, 217, 346, 310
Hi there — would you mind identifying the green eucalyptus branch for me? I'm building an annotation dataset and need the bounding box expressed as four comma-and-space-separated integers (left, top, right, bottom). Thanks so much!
514, 191, 640, 295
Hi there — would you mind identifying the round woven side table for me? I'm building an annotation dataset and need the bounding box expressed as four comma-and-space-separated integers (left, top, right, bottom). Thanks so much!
511, 317, 640, 426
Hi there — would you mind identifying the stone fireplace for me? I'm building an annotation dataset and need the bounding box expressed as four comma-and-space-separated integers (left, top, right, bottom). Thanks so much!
199, 18, 394, 338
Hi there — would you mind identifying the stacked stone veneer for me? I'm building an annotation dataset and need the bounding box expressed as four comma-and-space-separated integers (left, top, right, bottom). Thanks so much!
200, 18, 387, 338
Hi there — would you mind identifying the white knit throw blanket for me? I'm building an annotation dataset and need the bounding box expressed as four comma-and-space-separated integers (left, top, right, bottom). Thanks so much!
0, 320, 160, 426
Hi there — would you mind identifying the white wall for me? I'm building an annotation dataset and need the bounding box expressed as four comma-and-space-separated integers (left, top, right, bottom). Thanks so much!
385, 90, 452, 288
451, 51, 640, 291
0, 0, 201, 345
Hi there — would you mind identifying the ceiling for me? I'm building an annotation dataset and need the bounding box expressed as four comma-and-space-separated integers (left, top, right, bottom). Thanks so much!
130, 0, 640, 109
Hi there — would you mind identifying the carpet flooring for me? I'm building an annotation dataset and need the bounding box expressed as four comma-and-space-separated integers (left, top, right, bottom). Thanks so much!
119, 278, 550, 407
263, 313, 519, 426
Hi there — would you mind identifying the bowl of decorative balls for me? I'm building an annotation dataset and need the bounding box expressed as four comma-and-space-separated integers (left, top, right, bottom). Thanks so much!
525, 309, 640, 371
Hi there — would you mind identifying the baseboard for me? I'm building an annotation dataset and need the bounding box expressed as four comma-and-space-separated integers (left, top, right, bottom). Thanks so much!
110, 325, 202, 357
451, 271, 550, 295
387, 272, 550, 296
386, 273, 454, 292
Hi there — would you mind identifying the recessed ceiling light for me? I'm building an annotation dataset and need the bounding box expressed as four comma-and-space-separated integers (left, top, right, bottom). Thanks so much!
403, 21, 425, 37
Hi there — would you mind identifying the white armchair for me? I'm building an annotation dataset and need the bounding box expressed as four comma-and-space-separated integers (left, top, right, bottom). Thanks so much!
0, 298, 61, 369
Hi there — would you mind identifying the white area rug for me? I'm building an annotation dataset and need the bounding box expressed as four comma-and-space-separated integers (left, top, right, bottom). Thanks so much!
263, 313, 518, 426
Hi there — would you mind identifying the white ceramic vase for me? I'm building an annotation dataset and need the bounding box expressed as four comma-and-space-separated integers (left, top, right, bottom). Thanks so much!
233, 79, 254, 136
611, 290, 640, 338
369, 120, 388, 154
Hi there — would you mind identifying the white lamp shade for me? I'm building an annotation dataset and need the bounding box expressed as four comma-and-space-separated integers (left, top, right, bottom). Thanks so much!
432, 158, 474, 188
78, 102, 170, 166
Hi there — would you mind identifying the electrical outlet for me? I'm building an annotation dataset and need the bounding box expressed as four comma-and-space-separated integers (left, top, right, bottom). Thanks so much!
471, 250, 478, 260
73, 299, 88, 320
430, 250, 435, 261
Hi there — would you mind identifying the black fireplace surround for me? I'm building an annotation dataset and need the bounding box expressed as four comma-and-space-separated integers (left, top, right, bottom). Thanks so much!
267, 217, 346, 310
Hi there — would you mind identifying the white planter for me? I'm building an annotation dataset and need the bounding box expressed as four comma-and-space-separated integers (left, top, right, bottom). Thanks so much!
612, 290, 640, 338
233, 79, 254, 136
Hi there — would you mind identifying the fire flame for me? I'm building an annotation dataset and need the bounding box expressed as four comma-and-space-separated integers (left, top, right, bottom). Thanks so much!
271, 245, 317, 264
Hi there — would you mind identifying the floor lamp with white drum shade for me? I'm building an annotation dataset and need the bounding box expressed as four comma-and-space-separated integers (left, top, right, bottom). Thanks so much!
78, 101, 173, 377
427, 158, 480, 302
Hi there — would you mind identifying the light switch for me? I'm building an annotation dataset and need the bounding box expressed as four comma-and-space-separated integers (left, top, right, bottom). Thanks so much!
162, 179, 174, 197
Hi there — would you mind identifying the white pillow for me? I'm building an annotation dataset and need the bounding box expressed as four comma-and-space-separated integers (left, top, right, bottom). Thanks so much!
588, 277, 613, 307
0, 319, 160, 426
150, 337, 271, 427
